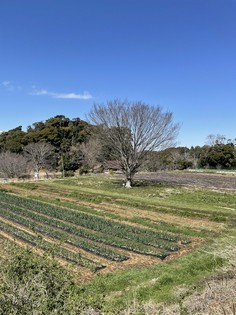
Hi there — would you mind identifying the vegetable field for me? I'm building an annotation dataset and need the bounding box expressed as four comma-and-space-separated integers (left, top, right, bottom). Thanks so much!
0, 188, 193, 276
1, 172, 236, 313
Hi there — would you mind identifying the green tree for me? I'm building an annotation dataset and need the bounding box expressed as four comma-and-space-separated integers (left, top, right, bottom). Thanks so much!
0, 126, 25, 153
22, 115, 92, 175
205, 143, 236, 169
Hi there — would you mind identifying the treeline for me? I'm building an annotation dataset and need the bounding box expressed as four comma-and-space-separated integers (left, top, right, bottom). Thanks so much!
0, 115, 90, 154
0, 115, 94, 178
145, 137, 236, 171
0, 116, 235, 179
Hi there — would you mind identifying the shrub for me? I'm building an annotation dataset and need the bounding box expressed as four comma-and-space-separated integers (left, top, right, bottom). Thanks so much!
0, 246, 99, 314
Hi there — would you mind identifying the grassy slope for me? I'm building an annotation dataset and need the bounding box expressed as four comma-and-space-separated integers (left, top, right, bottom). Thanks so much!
1, 173, 236, 313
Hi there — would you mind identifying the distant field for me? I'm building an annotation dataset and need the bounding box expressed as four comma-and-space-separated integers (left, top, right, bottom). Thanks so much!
134, 170, 236, 189
0, 172, 236, 313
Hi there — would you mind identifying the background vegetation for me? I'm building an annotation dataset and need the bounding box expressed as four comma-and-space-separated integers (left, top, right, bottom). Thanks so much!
0, 114, 236, 180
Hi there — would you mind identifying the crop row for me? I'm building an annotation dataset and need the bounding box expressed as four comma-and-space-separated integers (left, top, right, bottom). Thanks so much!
0, 192, 191, 246
0, 202, 170, 259
0, 204, 129, 262
0, 219, 105, 272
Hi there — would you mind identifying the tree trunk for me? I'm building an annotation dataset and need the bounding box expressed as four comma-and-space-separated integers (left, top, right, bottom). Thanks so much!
125, 179, 132, 188
124, 166, 135, 188
61, 155, 65, 178
125, 170, 133, 187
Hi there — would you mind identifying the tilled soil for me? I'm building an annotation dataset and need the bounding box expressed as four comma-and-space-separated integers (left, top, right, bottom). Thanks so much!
134, 171, 236, 190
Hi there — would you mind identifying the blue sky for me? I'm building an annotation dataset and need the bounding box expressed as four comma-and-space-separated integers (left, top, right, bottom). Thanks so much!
0, 0, 235, 148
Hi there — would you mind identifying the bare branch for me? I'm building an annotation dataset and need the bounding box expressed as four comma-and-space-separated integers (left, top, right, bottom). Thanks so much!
88, 99, 180, 186
23, 142, 55, 179
0, 151, 29, 178
79, 137, 102, 170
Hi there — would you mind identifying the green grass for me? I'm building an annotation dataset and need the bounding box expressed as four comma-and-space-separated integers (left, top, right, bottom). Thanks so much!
48, 177, 236, 213
2, 173, 236, 313
11, 175, 236, 220
84, 249, 226, 312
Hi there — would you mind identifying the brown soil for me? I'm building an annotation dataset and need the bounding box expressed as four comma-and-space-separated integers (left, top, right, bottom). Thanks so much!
95, 202, 225, 232
134, 171, 236, 191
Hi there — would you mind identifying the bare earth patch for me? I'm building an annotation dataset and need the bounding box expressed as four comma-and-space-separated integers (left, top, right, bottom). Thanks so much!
134, 171, 236, 191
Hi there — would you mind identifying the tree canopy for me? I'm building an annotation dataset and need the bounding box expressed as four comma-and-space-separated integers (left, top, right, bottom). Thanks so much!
88, 99, 180, 186
0, 113, 235, 180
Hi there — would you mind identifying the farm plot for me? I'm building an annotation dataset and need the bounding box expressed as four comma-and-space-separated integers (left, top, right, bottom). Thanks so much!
0, 191, 192, 273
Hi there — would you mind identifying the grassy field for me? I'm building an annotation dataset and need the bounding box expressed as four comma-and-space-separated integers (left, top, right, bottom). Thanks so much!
0, 172, 236, 314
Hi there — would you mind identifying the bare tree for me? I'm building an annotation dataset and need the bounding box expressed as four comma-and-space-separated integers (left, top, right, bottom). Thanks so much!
88, 99, 180, 187
79, 137, 102, 171
23, 142, 55, 179
206, 134, 226, 146
0, 151, 29, 178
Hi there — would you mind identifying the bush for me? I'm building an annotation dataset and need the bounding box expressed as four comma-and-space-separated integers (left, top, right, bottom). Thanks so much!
64, 170, 75, 177
78, 166, 89, 175
0, 246, 102, 314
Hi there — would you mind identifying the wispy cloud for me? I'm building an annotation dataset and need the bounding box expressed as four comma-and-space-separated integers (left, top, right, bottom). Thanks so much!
2, 81, 11, 87
1, 81, 22, 91
2, 81, 14, 91
2, 81, 92, 100
31, 89, 92, 100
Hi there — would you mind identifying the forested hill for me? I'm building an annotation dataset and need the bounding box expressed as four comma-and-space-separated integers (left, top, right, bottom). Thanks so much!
0, 115, 236, 177
0, 115, 91, 153
0, 115, 94, 175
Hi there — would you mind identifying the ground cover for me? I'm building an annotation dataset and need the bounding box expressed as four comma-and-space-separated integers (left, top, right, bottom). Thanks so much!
0, 171, 236, 313
0, 189, 191, 272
